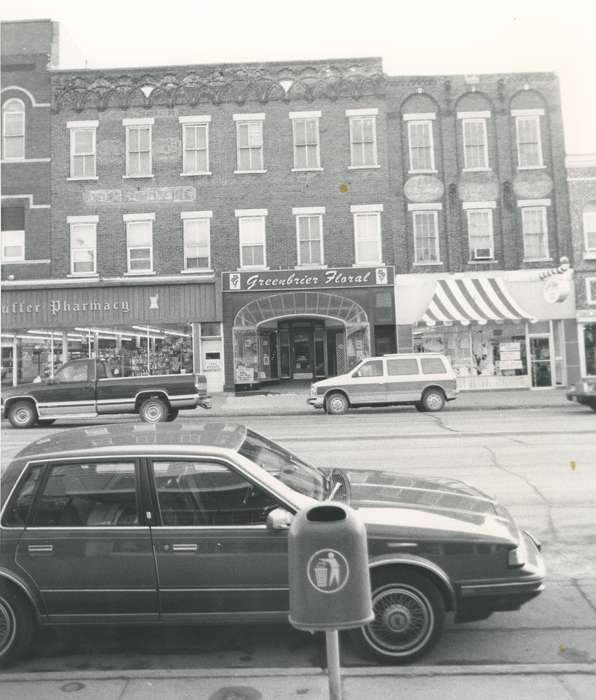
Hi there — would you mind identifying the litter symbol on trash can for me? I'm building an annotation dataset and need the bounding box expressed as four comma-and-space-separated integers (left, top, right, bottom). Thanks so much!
307, 549, 350, 593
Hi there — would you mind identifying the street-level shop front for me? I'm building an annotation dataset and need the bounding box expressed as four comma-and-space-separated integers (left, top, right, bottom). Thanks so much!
577, 308, 596, 378
1, 278, 224, 393
222, 266, 396, 390
395, 270, 576, 390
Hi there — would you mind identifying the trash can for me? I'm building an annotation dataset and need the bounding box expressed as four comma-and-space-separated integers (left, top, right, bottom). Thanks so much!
288, 502, 373, 631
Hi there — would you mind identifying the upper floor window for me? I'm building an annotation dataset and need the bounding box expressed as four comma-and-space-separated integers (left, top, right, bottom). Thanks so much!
124, 118, 153, 177
351, 204, 382, 265
234, 114, 265, 172
412, 208, 440, 264
180, 116, 210, 175
2, 98, 25, 160
124, 213, 154, 273
182, 211, 211, 270
465, 205, 495, 261
587, 278, 596, 305
520, 204, 549, 260
460, 115, 489, 170
347, 109, 378, 168
294, 207, 324, 266
68, 216, 98, 275
1, 205, 25, 262
290, 111, 321, 170
513, 110, 544, 169
237, 209, 267, 268
404, 114, 435, 172
583, 203, 596, 254
68, 120, 98, 179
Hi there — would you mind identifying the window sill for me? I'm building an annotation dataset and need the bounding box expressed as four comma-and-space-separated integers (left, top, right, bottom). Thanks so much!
234, 169, 267, 174
123, 174, 154, 179
467, 260, 499, 264
352, 262, 383, 267
291, 167, 323, 172
348, 164, 381, 170
462, 168, 491, 173
408, 169, 438, 175
67, 176, 98, 181
523, 258, 552, 263
239, 266, 269, 271
294, 264, 327, 270
413, 261, 443, 266
180, 268, 214, 274
67, 273, 99, 278
124, 271, 156, 276
583, 252, 596, 260
516, 165, 547, 171
180, 172, 212, 177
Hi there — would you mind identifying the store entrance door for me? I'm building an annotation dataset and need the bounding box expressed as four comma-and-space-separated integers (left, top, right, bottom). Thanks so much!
291, 325, 314, 380
529, 335, 552, 388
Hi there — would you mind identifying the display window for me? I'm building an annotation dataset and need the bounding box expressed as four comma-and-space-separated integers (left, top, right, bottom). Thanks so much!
585, 323, 596, 376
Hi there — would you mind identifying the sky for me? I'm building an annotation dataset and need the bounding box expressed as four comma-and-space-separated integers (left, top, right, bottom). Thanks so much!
1, 0, 595, 153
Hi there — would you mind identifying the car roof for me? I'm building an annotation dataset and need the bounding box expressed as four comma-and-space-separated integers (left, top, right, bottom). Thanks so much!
381, 353, 446, 358
14, 422, 248, 460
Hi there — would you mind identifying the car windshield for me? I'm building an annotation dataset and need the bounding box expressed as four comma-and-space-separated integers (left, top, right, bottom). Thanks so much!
238, 429, 326, 500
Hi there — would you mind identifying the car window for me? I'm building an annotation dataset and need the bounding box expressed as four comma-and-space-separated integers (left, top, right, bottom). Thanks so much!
352, 360, 384, 378
387, 358, 420, 376
53, 361, 89, 383
31, 462, 139, 527
421, 357, 446, 374
2, 464, 44, 526
152, 460, 279, 527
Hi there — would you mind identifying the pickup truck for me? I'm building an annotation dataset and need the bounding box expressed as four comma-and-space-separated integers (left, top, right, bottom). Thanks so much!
1, 358, 211, 428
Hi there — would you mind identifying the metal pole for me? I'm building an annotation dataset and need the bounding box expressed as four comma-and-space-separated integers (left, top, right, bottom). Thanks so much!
325, 630, 342, 700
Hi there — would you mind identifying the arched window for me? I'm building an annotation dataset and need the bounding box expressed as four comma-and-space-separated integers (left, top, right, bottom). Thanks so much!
583, 203, 596, 254
2, 98, 25, 160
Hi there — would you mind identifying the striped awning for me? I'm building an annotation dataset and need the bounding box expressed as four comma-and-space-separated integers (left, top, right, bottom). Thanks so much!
422, 277, 535, 327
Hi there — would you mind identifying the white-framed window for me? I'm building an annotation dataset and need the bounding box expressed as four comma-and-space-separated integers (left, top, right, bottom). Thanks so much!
521, 206, 549, 260
68, 216, 98, 275
124, 213, 154, 272
180, 116, 210, 175
182, 211, 211, 270
237, 209, 267, 268
234, 114, 265, 172
124, 118, 153, 177
462, 118, 489, 170
290, 112, 321, 170
587, 278, 596, 305
352, 204, 382, 264
1, 229, 25, 262
514, 112, 543, 169
583, 204, 596, 254
464, 206, 495, 260
412, 210, 440, 264
406, 119, 435, 172
2, 98, 25, 160
68, 121, 97, 179
294, 208, 324, 265
347, 109, 378, 168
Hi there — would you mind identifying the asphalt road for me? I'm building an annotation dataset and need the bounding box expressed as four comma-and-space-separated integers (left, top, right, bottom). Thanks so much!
1, 405, 595, 672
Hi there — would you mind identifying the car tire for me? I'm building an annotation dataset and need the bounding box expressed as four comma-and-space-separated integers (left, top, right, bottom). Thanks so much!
325, 392, 349, 415
139, 397, 168, 423
422, 388, 445, 412
166, 408, 179, 422
0, 581, 36, 669
349, 568, 445, 664
414, 402, 425, 412
37, 419, 56, 427
7, 401, 37, 429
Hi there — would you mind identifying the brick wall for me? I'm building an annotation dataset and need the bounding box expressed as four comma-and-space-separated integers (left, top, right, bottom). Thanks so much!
566, 161, 596, 309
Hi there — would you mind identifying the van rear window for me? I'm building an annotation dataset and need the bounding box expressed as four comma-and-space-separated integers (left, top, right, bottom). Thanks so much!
421, 357, 446, 374
387, 358, 419, 376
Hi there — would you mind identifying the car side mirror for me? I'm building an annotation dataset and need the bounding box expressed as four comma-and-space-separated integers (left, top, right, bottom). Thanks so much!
266, 507, 293, 530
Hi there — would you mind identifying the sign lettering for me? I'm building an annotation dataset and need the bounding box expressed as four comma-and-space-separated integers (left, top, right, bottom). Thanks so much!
225, 266, 393, 292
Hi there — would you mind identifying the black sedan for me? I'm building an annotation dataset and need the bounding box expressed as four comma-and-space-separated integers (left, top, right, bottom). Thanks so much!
566, 378, 596, 410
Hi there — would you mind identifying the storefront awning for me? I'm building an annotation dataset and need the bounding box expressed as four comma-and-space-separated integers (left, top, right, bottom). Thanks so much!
421, 277, 536, 327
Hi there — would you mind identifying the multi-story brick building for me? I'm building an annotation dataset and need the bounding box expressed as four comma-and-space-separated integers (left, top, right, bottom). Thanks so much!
1, 20, 578, 392
566, 154, 596, 378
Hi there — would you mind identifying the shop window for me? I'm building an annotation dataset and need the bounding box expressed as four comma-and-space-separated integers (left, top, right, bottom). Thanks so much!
407, 120, 435, 172
201, 322, 221, 338
291, 113, 320, 170
352, 208, 382, 265
462, 118, 489, 170
181, 118, 210, 174
182, 213, 211, 270
235, 115, 264, 172
68, 121, 97, 178
68, 217, 97, 275
514, 114, 543, 169
124, 119, 153, 177
296, 213, 323, 265
2, 98, 25, 160
521, 207, 549, 260
466, 209, 494, 260
583, 204, 596, 254
347, 110, 378, 168
238, 215, 266, 268
125, 215, 154, 272
413, 210, 440, 264
1, 229, 25, 262
585, 324, 596, 375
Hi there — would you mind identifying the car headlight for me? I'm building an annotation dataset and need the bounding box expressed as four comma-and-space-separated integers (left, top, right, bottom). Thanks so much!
507, 534, 528, 567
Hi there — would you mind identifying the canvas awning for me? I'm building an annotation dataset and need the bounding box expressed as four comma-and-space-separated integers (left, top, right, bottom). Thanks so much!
421, 277, 536, 327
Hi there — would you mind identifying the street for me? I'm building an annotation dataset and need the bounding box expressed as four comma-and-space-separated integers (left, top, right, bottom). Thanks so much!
1, 404, 595, 673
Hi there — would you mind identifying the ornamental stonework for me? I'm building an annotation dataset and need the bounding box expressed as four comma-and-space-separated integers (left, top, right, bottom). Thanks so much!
512, 171, 554, 199
403, 175, 445, 202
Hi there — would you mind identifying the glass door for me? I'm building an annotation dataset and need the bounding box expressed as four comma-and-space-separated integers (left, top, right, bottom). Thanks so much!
291, 326, 314, 379
529, 335, 552, 388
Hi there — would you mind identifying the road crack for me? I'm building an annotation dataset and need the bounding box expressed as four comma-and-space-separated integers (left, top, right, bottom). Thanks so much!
426, 413, 460, 433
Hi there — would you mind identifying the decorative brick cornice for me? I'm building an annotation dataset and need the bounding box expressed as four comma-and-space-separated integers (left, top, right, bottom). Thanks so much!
51, 59, 386, 112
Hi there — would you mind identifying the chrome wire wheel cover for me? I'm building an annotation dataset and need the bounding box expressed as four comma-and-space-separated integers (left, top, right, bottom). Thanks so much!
364, 584, 434, 656
0, 599, 16, 656
425, 392, 443, 411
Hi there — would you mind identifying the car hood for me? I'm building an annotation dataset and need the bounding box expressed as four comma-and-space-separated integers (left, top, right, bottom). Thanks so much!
340, 469, 519, 543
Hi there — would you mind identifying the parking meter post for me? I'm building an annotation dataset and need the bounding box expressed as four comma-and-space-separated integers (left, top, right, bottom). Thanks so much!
325, 629, 342, 700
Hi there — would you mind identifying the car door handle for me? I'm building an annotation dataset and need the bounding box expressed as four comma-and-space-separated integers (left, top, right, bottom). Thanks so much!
27, 544, 53, 554
172, 544, 198, 552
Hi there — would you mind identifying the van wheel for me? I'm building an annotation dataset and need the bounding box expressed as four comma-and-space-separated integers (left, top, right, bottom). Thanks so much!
0, 581, 36, 668
414, 403, 425, 412
422, 389, 445, 412
139, 397, 168, 423
7, 401, 37, 429
325, 392, 349, 415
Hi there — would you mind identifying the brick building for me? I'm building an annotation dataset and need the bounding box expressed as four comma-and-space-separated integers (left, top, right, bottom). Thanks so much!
1, 20, 579, 392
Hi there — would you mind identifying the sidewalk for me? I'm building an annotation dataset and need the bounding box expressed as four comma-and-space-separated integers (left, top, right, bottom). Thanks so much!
0, 664, 594, 700
207, 387, 572, 417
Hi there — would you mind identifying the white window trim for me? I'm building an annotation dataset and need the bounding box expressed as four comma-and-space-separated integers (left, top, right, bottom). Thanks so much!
348, 114, 378, 168
238, 215, 267, 270
233, 113, 266, 121
457, 110, 491, 119
351, 204, 383, 213
403, 112, 436, 121
68, 121, 97, 180
352, 210, 382, 265
289, 110, 321, 119
1, 229, 25, 262
179, 115, 212, 124
345, 108, 379, 117
407, 202, 443, 211
122, 117, 155, 126
235, 117, 265, 173
123, 212, 155, 222
582, 208, 596, 255
517, 199, 552, 207
407, 120, 436, 173
515, 114, 544, 169
462, 117, 489, 171
181, 210, 213, 219
125, 217, 154, 274
69, 220, 97, 276
2, 98, 26, 161
413, 210, 440, 265
462, 201, 497, 210
586, 278, 596, 304
67, 215, 99, 224
125, 122, 153, 177
182, 213, 212, 271
295, 213, 324, 267
511, 108, 545, 117
292, 206, 326, 215
181, 120, 210, 175
291, 114, 321, 171
466, 208, 495, 261
521, 206, 550, 261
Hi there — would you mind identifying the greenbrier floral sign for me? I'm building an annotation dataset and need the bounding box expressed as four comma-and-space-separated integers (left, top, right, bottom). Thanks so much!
223, 266, 394, 292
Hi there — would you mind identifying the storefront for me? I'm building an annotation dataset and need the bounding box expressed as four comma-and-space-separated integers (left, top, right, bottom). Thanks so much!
577, 309, 596, 378
1, 278, 223, 392
396, 270, 576, 391
222, 266, 396, 389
